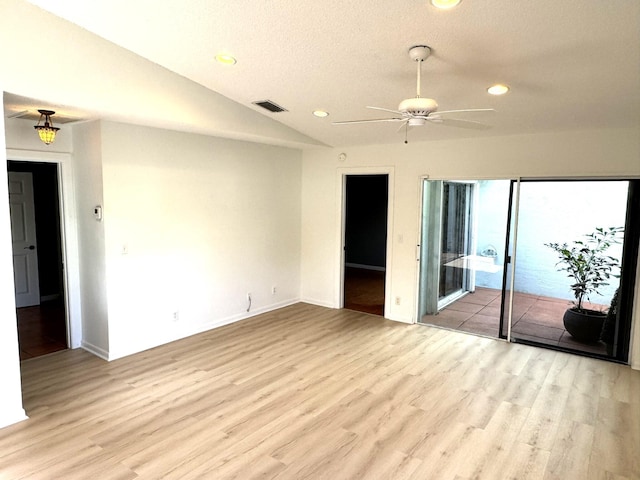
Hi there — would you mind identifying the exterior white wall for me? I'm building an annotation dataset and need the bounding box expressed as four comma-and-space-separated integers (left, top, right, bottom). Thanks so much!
0, 100, 28, 428
473, 179, 510, 290
100, 122, 302, 359
301, 127, 640, 364
474, 180, 627, 305
512, 181, 627, 303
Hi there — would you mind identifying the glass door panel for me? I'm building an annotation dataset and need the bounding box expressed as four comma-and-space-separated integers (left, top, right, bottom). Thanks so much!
507, 180, 637, 360
419, 179, 512, 339
438, 182, 473, 307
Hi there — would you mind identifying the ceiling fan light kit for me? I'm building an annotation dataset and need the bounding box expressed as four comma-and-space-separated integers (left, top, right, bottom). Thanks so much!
332, 44, 494, 142
487, 84, 510, 95
431, 0, 462, 9
214, 54, 237, 65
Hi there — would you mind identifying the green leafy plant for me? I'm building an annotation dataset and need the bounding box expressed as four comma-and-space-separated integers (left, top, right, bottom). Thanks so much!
545, 227, 623, 312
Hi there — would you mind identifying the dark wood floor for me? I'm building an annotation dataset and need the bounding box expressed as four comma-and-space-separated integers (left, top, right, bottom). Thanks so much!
16, 300, 67, 360
344, 267, 385, 316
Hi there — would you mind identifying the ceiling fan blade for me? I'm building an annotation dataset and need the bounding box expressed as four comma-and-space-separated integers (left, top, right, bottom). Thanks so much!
433, 108, 495, 116
427, 117, 492, 130
332, 117, 404, 125
366, 106, 405, 115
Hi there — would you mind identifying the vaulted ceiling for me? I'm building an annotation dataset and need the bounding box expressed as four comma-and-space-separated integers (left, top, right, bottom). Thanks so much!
12, 0, 640, 147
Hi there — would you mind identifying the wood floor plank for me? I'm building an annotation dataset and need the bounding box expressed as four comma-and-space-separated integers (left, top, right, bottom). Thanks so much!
544, 419, 594, 480
0, 303, 638, 479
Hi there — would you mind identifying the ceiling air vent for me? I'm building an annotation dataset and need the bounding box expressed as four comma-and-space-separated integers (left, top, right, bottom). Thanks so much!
252, 100, 288, 113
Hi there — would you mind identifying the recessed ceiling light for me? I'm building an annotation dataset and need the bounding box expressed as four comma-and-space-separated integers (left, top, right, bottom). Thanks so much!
487, 84, 510, 95
430, 0, 461, 9
313, 110, 329, 118
215, 54, 237, 65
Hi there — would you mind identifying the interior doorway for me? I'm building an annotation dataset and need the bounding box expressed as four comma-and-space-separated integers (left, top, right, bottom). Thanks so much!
343, 175, 389, 316
8, 161, 67, 360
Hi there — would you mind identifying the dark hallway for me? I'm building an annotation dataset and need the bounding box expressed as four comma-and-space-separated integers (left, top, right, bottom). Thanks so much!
17, 300, 67, 360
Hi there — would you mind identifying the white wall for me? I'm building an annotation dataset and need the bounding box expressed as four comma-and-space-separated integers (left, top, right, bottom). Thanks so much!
100, 122, 302, 359
0, 99, 27, 428
0, 114, 303, 429
301, 127, 640, 363
73, 122, 110, 357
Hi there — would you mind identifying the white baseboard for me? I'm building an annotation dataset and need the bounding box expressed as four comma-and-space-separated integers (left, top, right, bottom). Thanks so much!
300, 297, 336, 309
0, 409, 28, 429
103, 298, 302, 361
81, 341, 109, 361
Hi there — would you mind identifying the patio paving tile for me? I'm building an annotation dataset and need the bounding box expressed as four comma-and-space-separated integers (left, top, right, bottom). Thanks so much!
511, 292, 540, 301
507, 293, 539, 308
457, 314, 500, 337
478, 305, 501, 318
423, 287, 609, 357
512, 319, 565, 342
558, 332, 607, 354
427, 309, 472, 329
446, 301, 484, 314
519, 310, 566, 330
460, 289, 501, 305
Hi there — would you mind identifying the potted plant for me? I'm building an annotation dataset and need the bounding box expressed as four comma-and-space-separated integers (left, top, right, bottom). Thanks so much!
545, 226, 623, 343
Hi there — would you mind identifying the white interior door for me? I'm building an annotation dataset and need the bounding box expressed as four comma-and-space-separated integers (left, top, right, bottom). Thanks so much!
9, 172, 40, 308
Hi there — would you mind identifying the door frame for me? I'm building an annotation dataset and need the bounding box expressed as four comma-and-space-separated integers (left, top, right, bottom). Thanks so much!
336, 167, 394, 317
506, 177, 639, 363
7, 149, 81, 349
416, 175, 514, 328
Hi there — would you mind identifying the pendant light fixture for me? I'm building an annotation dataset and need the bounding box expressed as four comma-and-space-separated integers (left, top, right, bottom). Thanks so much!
33, 109, 60, 145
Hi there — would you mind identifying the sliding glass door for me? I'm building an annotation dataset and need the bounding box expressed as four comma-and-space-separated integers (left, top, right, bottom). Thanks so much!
419, 178, 639, 362
418, 179, 510, 337
505, 179, 638, 361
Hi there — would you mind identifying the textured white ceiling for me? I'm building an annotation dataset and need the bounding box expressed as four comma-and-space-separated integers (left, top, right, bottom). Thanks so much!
21, 0, 640, 147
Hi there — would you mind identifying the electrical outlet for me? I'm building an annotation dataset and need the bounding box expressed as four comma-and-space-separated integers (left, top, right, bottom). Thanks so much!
172, 311, 179, 322
272, 286, 277, 295
395, 296, 401, 305
247, 292, 252, 301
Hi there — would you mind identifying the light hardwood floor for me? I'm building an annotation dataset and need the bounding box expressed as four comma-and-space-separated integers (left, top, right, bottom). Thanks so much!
1, 303, 639, 479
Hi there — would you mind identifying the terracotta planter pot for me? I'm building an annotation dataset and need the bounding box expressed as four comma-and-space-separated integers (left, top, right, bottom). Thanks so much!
562, 308, 606, 343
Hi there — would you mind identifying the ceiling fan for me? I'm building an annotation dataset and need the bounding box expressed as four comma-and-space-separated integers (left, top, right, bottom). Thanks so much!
333, 45, 494, 140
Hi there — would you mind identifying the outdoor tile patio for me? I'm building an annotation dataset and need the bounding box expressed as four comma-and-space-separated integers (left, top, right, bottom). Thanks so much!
423, 287, 608, 355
